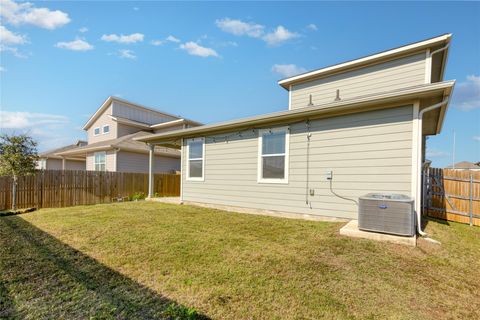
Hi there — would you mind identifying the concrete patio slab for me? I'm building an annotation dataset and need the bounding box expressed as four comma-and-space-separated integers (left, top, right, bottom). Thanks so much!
340, 220, 416, 247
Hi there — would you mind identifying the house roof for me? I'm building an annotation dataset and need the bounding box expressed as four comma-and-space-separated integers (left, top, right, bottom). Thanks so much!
135, 80, 455, 147
278, 34, 451, 90
56, 131, 180, 158
446, 161, 480, 170
39, 140, 87, 160
82, 96, 199, 130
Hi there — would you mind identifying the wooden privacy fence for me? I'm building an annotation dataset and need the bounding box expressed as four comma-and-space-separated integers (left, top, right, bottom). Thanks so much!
424, 168, 480, 226
0, 170, 180, 210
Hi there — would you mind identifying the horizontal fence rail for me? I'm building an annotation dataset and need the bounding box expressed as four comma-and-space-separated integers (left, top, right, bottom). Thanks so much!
0, 170, 180, 210
424, 168, 480, 226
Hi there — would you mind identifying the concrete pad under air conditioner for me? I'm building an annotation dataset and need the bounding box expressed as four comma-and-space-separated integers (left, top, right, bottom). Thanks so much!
340, 220, 417, 247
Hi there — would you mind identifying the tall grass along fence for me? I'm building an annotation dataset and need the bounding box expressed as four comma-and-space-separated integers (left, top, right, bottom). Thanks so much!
0, 170, 180, 211
424, 168, 480, 226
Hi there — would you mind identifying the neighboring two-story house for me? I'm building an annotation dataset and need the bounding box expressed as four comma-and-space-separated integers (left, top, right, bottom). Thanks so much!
137, 34, 454, 232
49, 96, 200, 173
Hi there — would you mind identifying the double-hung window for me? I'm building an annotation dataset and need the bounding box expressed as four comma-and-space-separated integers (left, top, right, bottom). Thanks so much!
258, 127, 289, 183
186, 138, 204, 181
103, 125, 110, 134
94, 151, 106, 171
94, 127, 100, 136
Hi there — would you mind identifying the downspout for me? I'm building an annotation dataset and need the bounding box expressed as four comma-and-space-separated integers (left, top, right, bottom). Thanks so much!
416, 98, 449, 236
426, 44, 450, 83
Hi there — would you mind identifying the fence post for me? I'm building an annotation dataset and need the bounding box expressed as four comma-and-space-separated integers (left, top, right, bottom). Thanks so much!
470, 174, 473, 226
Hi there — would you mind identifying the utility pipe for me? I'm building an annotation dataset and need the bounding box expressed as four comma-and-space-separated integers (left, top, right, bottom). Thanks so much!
429, 43, 450, 58
416, 98, 449, 236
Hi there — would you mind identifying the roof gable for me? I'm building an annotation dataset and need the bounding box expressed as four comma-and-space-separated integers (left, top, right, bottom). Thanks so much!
82, 96, 183, 130
278, 34, 451, 90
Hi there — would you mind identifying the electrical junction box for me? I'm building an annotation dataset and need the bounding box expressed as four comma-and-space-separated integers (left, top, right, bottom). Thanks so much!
325, 170, 333, 180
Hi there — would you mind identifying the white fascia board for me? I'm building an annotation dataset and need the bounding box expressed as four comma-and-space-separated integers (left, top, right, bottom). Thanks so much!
135, 81, 455, 144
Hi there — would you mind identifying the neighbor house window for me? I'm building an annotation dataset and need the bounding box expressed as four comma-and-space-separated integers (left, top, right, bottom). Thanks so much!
94, 127, 100, 136
38, 159, 46, 170
94, 152, 106, 171
258, 127, 289, 183
186, 138, 204, 181
103, 125, 110, 134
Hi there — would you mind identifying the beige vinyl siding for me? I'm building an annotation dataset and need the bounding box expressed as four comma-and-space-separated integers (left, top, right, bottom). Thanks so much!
116, 151, 180, 173
182, 105, 413, 220
65, 160, 86, 170
117, 123, 146, 137
45, 159, 62, 170
291, 53, 426, 109
86, 150, 116, 171
111, 101, 177, 125
153, 124, 185, 134
87, 105, 116, 143
44, 159, 86, 170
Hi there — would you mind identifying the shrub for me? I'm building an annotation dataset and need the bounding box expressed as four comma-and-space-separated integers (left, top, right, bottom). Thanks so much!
129, 192, 146, 201
163, 303, 198, 320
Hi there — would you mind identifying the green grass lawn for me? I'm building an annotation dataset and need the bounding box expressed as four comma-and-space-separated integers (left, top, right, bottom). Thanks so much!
1, 202, 479, 319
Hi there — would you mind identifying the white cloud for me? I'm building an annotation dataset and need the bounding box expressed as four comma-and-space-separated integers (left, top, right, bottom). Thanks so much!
0, 0, 70, 30
0, 111, 68, 129
0, 66, 5, 72
179, 41, 219, 58
474, 136, 480, 142
118, 49, 136, 59
166, 35, 180, 43
216, 18, 299, 46
271, 64, 306, 78
262, 26, 299, 46
215, 18, 264, 38
79, 27, 88, 33
219, 41, 238, 47
0, 45, 27, 58
151, 35, 180, 46
306, 23, 318, 31
0, 25, 27, 44
150, 39, 164, 46
426, 149, 450, 158
101, 33, 144, 44
453, 75, 480, 111
0, 109, 84, 152
55, 39, 93, 51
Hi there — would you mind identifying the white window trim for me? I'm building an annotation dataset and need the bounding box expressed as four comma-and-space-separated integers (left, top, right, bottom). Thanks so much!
102, 125, 110, 134
93, 127, 101, 136
94, 151, 106, 171
186, 137, 205, 182
257, 126, 289, 184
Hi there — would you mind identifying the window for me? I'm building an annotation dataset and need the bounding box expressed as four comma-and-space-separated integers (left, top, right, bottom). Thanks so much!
94, 127, 100, 136
103, 125, 110, 134
186, 138, 204, 181
258, 127, 289, 183
94, 152, 106, 171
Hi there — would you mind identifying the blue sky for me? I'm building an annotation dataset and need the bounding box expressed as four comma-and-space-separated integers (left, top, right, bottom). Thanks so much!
1, 1, 479, 167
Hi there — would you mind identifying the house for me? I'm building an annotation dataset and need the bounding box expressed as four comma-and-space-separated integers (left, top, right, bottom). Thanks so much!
137, 34, 455, 230
446, 161, 480, 170
52, 96, 201, 173
37, 140, 87, 170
